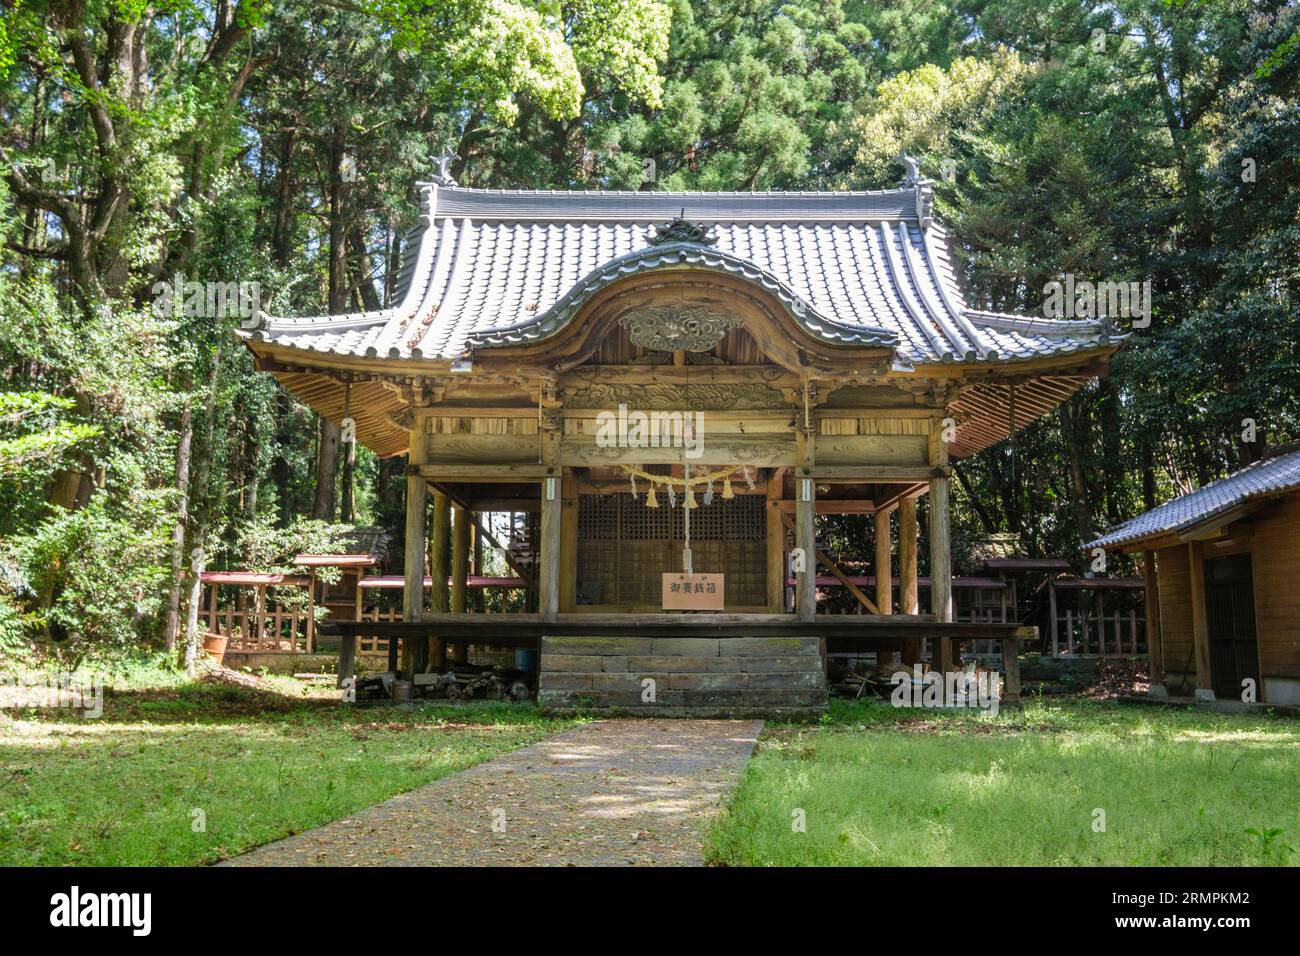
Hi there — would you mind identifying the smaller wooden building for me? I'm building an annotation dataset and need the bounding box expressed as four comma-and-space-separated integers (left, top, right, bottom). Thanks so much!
1088, 443, 1300, 705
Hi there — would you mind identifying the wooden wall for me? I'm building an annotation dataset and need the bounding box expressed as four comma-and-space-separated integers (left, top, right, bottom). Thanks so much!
1248, 493, 1300, 680
1155, 491, 1300, 696
1155, 544, 1195, 690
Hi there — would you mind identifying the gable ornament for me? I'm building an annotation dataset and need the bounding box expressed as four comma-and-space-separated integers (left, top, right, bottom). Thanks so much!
648, 210, 717, 246
618, 306, 742, 353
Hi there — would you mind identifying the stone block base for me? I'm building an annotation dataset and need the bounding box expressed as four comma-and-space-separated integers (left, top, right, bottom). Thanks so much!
538, 635, 827, 716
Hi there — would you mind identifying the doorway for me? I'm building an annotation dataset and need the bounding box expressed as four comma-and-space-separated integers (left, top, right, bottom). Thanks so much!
1203, 553, 1261, 701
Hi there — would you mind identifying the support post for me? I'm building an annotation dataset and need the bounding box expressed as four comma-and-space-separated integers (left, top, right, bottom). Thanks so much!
337, 631, 357, 691
928, 424, 953, 673
449, 504, 470, 663
898, 497, 920, 665
1142, 550, 1164, 687
560, 472, 578, 612
874, 509, 893, 615
1188, 541, 1213, 698
1000, 637, 1021, 707
402, 468, 428, 674
875, 507, 899, 666
795, 475, 816, 622
766, 470, 786, 611
539, 473, 561, 623
428, 491, 450, 669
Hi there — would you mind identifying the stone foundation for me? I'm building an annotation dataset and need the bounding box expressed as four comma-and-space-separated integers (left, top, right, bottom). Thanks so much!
538, 635, 827, 716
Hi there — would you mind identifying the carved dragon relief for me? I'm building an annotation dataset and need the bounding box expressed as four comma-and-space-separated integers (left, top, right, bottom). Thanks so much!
617, 306, 744, 353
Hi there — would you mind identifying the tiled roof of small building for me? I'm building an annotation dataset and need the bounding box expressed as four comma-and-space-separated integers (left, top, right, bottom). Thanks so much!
1087, 444, 1300, 549
246, 183, 1117, 367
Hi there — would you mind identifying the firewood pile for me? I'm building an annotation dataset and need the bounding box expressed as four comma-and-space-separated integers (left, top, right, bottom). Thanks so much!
356, 663, 534, 703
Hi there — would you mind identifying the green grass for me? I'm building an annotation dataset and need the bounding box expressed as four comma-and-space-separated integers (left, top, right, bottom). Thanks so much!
707, 698, 1300, 866
0, 671, 579, 866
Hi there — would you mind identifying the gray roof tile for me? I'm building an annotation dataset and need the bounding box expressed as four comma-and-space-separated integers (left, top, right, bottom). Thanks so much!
1087, 445, 1300, 549
248, 184, 1117, 365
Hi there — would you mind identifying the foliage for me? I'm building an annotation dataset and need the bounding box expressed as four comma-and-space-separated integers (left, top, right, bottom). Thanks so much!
14, 492, 172, 662
0, 0, 1297, 660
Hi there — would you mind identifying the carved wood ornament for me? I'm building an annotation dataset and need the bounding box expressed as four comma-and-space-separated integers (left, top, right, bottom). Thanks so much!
617, 306, 744, 353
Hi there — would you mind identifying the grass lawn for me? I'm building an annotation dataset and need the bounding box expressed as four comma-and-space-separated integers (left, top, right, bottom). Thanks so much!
0, 663, 579, 866
707, 698, 1300, 866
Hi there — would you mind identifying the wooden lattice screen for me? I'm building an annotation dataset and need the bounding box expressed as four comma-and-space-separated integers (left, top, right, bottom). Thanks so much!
577, 492, 766, 607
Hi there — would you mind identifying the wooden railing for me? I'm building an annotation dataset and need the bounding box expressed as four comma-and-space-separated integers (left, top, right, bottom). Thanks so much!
1051, 608, 1145, 658
207, 605, 311, 653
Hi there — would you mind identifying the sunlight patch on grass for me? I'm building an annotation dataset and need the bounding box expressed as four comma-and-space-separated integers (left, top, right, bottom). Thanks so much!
708, 700, 1300, 867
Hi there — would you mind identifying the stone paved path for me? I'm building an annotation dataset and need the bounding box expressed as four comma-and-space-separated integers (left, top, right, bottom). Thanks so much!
221, 719, 762, 867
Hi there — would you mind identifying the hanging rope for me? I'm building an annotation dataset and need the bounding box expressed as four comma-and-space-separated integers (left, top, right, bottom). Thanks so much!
619, 463, 745, 495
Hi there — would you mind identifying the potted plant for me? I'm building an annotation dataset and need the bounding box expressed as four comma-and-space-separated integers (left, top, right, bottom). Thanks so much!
203, 629, 230, 663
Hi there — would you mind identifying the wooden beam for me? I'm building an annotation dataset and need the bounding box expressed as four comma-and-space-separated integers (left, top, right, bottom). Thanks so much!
403, 481, 428, 624
899, 498, 919, 616
812, 465, 946, 482
782, 513, 880, 615
416, 464, 552, 481
538, 475, 561, 623
775, 499, 876, 514
1143, 550, 1163, 684
471, 515, 536, 589
428, 491, 450, 669
794, 478, 817, 621
766, 472, 785, 611
874, 509, 893, 616
560, 471, 578, 612
928, 424, 953, 672
1187, 540, 1212, 696
451, 507, 470, 613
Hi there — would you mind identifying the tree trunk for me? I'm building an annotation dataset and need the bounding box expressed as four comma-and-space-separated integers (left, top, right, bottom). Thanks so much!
313, 416, 340, 521
164, 404, 195, 650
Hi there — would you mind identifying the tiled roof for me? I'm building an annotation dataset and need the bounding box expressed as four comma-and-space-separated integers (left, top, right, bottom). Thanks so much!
246, 184, 1117, 366
1087, 444, 1300, 549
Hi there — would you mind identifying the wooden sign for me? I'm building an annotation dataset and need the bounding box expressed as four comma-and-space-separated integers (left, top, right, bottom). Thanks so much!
662, 573, 725, 611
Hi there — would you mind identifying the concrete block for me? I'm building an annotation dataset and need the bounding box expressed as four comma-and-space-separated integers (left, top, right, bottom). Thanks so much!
727, 637, 820, 657
629, 656, 710, 672
710, 655, 820, 673
667, 672, 749, 691
644, 638, 720, 657
539, 654, 605, 672
541, 636, 654, 656
538, 673, 593, 691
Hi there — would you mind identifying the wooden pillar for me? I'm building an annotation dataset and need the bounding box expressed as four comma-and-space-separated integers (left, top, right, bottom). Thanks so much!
428, 491, 450, 669
928, 478, 954, 672
451, 507, 470, 612
766, 470, 785, 611
560, 472, 578, 612
448, 505, 470, 663
401, 421, 428, 673
874, 508, 893, 615
1049, 580, 1059, 657
795, 475, 816, 622
1000, 637, 1021, 706
539, 473, 561, 623
1188, 540, 1213, 697
875, 506, 899, 666
898, 497, 920, 665
1142, 550, 1164, 685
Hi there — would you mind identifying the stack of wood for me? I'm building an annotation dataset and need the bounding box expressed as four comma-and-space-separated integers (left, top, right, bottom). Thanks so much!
418, 664, 533, 702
